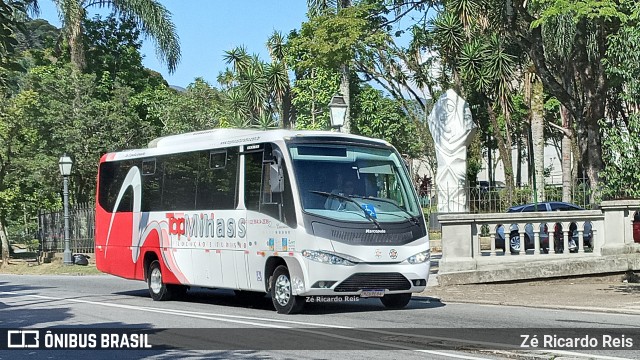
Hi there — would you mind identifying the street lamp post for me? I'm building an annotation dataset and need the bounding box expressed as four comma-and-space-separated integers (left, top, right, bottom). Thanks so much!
59, 154, 73, 265
328, 94, 347, 132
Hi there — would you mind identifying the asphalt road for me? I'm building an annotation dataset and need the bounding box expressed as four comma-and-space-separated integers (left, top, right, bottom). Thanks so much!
1, 274, 639, 359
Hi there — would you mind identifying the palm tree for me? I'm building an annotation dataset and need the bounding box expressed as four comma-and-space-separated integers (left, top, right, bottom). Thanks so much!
433, 4, 520, 195
266, 31, 292, 128
240, 59, 267, 118
526, 71, 545, 202
36, 0, 180, 73
223, 46, 250, 74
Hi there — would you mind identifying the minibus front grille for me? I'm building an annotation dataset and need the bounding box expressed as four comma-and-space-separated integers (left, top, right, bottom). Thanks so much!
334, 273, 411, 292
330, 229, 413, 245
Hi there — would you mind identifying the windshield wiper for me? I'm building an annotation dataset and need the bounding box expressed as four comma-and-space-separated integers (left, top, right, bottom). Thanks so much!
309, 190, 382, 230
350, 195, 420, 227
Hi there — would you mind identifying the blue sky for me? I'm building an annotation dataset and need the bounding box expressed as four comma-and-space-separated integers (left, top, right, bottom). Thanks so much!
36, 1, 310, 88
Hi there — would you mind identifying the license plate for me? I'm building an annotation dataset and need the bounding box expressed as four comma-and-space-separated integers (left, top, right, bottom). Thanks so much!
360, 289, 385, 298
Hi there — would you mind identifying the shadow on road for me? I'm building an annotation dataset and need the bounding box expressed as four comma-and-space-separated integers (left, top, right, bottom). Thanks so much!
609, 283, 640, 295
114, 287, 445, 315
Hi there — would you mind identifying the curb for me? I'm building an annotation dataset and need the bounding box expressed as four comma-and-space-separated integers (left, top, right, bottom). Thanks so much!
429, 297, 640, 316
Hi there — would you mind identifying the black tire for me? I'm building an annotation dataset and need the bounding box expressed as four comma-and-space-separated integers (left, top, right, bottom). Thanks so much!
269, 265, 304, 314
147, 260, 173, 301
380, 293, 412, 309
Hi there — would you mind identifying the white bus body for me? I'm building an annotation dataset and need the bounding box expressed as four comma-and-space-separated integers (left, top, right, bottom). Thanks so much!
95, 129, 430, 314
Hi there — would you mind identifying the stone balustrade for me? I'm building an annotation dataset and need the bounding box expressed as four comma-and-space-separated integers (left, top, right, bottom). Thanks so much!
436, 200, 640, 285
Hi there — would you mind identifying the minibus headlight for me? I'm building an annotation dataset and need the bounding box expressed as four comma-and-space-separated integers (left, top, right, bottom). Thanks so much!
302, 250, 357, 266
406, 250, 430, 264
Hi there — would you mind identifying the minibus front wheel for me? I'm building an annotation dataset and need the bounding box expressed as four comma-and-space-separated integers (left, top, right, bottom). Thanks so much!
270, 265, 304, 314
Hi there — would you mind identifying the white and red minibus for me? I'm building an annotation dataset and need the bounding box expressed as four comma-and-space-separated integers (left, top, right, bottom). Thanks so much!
95, 129, 430, 314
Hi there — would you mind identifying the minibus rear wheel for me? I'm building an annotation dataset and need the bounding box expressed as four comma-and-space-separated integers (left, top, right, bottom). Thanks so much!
380, 293, 412, 309
270, 265, 304, 314
147, 260, 173, 301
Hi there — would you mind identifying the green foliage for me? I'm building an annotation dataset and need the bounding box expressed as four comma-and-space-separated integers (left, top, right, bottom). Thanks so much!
599, 115, 640, 199
219, 43, 292, 128
600, 21, 640, 199
466, 131, 483, 185
22, 64, 154, 203
50, 0, 181, 73
84, 14, 165, 95
0, 85, 65, 241
138, 78, 222, 135
289, 3, 386, 70
531, 0, 634, 27
290, 66, 341, 130
0, 0, 29, 87
605, 24, 640, 103
352, 85, 423, 157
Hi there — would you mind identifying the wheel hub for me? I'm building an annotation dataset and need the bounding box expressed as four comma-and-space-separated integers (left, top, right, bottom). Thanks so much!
510, 236, 521, 251
150, 267, 162, 293
274, 274, 291, 306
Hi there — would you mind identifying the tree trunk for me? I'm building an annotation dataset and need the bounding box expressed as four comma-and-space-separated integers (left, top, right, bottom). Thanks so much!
338, 0, 351, 134
487, 103, 515, 201
560, 105, 573, 203
516, 138, 522, 187
0, 220, 9, 268
487, 134, 493, 185
531, 77, 545, 202
281, 86, 292, 129
339, 63, 350, 133
68, 6, 86, 72
522, 15, 611, 207
576, 115, 603, 205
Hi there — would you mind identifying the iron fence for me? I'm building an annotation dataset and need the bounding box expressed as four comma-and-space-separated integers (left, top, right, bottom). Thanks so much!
38, 202, 95, 254
420, 182, 593, 213
419, 181, 595, 231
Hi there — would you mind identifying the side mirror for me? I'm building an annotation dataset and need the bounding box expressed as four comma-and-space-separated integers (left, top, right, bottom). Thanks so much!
269, 149, 285, 193
270, 163, 284, 193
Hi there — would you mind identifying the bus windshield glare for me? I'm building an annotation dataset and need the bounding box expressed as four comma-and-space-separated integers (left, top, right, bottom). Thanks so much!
289, 144, 420, 223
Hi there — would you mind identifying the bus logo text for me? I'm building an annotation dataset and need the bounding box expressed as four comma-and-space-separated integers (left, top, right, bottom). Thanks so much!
166, 213, 246, 239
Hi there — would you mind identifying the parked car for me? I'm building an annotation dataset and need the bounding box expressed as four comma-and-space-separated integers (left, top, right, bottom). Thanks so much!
478, 181, 505, 192
495, 201, 593, 254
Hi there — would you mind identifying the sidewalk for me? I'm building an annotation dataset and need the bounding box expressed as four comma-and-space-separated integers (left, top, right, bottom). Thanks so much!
420, 254, 640, 315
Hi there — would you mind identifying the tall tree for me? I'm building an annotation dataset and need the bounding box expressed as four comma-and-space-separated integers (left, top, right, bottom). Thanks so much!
431, 4, 522, 195
381, 0, 637, 204
527, 73, 545, 202
266, 31, 293, 128
307, 0, 352, 133
506, 0, 628, 204
0, 0, 30, 88
37, 0, 180, 73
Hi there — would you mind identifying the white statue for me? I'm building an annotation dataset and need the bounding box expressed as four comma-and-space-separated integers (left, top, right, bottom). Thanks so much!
427, 89, 476, 213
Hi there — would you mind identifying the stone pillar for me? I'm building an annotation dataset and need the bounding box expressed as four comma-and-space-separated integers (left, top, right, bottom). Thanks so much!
427, 89, 477, 213
437, 213, 477, 273
600, 200, 640, 255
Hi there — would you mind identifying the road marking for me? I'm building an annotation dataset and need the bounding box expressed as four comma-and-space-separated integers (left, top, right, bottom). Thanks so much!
443, 301, 640, 316
156, 307, 351, 328
0, 291, 350, 329
0, 291, 288, 328
415, 350, 489, 359
536, 349, 634, 360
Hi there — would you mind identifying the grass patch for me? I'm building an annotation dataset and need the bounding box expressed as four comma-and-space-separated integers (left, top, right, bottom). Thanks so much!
0, 257, 103, 276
